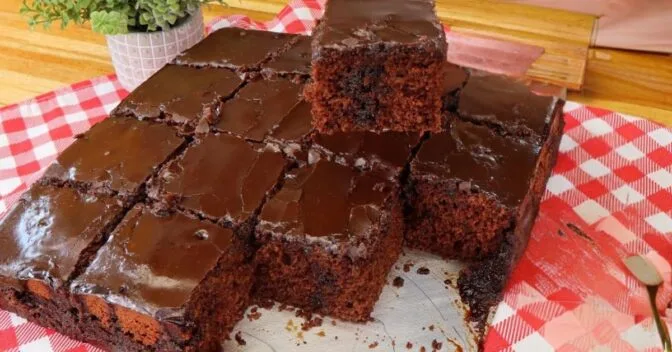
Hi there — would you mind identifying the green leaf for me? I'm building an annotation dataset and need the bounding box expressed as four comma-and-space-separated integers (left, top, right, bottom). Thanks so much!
91, 10, 129, 35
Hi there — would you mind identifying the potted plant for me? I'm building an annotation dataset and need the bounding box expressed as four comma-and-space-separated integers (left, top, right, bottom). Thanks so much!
21, 0, 223, 90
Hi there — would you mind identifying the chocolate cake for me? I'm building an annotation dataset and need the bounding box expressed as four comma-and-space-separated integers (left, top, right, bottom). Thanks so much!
0, 9, 567, 349
457, 70, 561, 144
147, 133, 287, 229
112, 65, 243, 133
306, 0, 448, 133
253, 160, 403, 322
405, 119, 557, 259
0, 184, 127, 343
405, 71, 565, 326
70, 205, 254, 351
215, 78, 304, 142
174, 27, 296, 74
41, 117, 186, 200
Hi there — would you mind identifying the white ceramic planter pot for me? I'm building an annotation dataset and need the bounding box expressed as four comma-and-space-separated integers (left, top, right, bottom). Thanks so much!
105, 9, 205, 91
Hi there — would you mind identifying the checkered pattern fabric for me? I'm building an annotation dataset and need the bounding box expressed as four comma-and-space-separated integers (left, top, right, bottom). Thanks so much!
1, 1, 670, 351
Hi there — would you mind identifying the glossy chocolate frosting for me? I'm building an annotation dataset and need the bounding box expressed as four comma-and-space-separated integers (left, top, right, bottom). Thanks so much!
313, 131, 423, 175
267, 100, 313, 144
71, 206, 234, 318
443, 64, 469, 95
43, 117, 185, 197
0, 184, 124, 290
314, 0, 446, 50
175, 27, 294, 70
413, 120, 539, 207
257, 160, 397, 254
113, 65, 242, 126
458, 70, 559, 142
262, 35, 312, 77
216, 79, 303, 141
151, 134, 286, 225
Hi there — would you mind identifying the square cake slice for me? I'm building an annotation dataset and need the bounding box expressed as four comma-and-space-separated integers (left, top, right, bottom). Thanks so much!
306, 0, 447, 133
215, 78, 304, 142
112, 65, 243, 133
174, 27, 296, 74
0, 184, 126, 341
457, 70, 562, 144
148, 133, 287, 230
254, 160, 403, 322
42, 117, 185, 200
406, 111, 564, 325
70, 205, 253, 352
406, 120, 551, 259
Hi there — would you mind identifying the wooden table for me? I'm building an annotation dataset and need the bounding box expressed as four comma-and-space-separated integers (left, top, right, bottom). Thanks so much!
1, 0, 671, 127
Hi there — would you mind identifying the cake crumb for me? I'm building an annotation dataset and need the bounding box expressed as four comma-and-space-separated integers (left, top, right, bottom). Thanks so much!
246, 307, 262, 321
317, 330, 326, 337
420, 347, 427, 352
444, 278, 452, 286
406, 341, 413, 349
301, 316, 324, 331
416, 267, 430, 275
295, 309, 311, 319
369, 341, 379, 349
331, 320, 337, 326
432, 339, 442, 351
403, 262, 414, 272
234, 331, 246, 346
428, 324, 435, 331
393, 276, 405, 287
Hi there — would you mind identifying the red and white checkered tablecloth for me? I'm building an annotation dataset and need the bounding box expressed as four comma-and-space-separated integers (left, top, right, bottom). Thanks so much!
1, 1, 671, 351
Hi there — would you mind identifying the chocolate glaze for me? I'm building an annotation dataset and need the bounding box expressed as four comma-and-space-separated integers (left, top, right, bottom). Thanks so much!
261, 35, 312, 78
175, 28, 294, 71
0, 184, 124, 290
413, 120, 539, 207
313, 0, 446, 51
42, 117, 185, 197
216, 79, 303, 141
267, 100, 313, 144
443, 64, 469, 95
71, 206, 234, 318
313, 131, 423, 175
441, 64, 469, 113
257, 160, 397, 258
458, 70, 559, 142
113, 65, 243, 127
149, 134, 286, 226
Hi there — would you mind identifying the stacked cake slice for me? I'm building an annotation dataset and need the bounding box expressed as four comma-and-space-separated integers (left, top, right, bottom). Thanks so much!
0, 0, 565, 350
